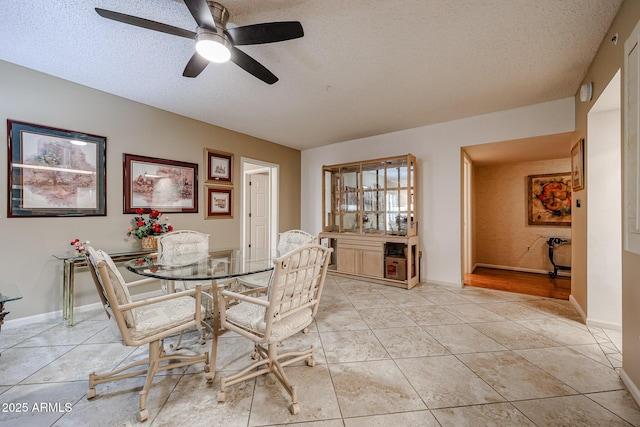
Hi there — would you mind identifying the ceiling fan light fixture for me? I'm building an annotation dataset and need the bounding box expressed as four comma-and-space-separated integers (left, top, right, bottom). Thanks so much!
195, 29, 231, 63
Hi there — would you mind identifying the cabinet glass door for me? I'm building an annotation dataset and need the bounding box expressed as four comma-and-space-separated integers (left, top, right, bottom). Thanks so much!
340, 166, 360, 232
386, 158, 409, 235
324, 169, 339, 232
362, 162, 385, 234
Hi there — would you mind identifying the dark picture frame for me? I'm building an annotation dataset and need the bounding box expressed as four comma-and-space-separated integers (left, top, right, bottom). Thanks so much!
571, 138, 585, 191
206, 186, 233, 219
123, 153, 198, 214
205, 148, 233, 184
527, 172, 572, 226
7, 120, 107, 217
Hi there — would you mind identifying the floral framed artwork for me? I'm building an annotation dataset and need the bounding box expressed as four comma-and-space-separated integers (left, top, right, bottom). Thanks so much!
123, 153, 198, 214
206, 186, 232, 219
528, 173, 572, 226
7, 120, 107, 217
205, 148, 233, 184
571, 138, 585, 191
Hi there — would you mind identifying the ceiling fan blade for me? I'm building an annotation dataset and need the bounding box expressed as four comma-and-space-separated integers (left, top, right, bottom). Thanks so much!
95, 8, 196, 39
226, 22, 303, 45
183, 53, 210, 78
184, 0, 217, 32
230, 47, 278, 84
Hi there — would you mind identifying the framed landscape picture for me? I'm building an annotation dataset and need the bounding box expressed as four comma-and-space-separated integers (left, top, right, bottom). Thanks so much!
205, 148, 233, 184
528, 173, 572, 226
123, 153, 198, 214
206, 186, 232, 219
7, 120, 107, 217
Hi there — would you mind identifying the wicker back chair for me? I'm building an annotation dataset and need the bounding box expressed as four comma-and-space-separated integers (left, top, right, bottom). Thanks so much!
238, 229, 316, 289
85, 246, 209, 422
217, 244, 332, 414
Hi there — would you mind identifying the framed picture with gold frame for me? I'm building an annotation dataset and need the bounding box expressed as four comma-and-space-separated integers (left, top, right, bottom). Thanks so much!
527, 173, 572, 226
206, 186, 232, 219
205, 148, 233, 184
571, 138, 585, 191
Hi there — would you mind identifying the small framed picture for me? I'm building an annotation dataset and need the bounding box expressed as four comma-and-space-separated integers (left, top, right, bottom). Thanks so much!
206, 186, 232, 219
205, 148, 233, 184
571, 138, 585, 191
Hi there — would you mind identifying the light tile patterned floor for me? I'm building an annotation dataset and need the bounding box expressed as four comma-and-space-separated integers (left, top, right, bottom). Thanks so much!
1, 276, 639, 426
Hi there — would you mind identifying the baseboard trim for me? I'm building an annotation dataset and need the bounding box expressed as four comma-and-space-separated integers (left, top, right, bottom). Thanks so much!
620, 369, 640, 407
427, 279, 464, 289
475, 263, 571, 277
586, 318, 622, 331
2, 289, 164, 330
569, 295, 587, 323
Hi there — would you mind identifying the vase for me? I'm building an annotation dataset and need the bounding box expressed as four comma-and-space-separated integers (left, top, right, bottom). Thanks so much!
141, 236, 157, 250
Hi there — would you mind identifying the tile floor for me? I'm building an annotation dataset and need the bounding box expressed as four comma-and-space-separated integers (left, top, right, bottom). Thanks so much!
1, 275, 640, 426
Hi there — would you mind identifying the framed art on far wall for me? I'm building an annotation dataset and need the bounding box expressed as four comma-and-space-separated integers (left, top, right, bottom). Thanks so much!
206, 186, 233, 219
571, 138, 585, 191
123, 153, 198, 214
7, 120, 107, 217
528, 172, 572, 226
205, 148, 233, 184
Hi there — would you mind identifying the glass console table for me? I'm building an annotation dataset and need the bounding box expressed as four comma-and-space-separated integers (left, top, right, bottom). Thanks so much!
53, 249, 154, 326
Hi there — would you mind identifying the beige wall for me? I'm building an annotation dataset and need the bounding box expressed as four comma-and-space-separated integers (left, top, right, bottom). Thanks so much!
0, 60, 301, 320
572, 0, 640, 396
474, 158, 571, 272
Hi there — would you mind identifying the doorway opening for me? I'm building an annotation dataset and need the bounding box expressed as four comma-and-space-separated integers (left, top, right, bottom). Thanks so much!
586, 69, 622, 330
461, 133, 574, 299
241, 158, 279, 250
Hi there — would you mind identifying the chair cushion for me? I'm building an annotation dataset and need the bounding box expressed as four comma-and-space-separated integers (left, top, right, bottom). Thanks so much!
225, 301, 313, 343
277, 231, 314, 254
237, 271, 271, 289
128, 295, 196, 341
159, 231, 209, 266
94, 248, 137, 327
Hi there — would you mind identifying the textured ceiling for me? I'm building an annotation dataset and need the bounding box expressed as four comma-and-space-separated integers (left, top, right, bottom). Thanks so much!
0, 0, 623, 151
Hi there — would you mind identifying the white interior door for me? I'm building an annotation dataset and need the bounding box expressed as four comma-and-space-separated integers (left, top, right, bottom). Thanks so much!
249, 172, 270, 249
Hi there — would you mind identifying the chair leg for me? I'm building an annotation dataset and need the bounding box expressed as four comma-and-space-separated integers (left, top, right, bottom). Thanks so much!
138, 340, 161, 422
217, 343, 314, 414
87, 339, 207, 422
170, 331, 186, 350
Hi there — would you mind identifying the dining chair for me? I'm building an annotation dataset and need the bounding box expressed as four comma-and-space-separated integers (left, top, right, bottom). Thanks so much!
237, 229, 316, 289
217, 244, 333, 414
157, 230, 211, 292
85, 246, 209, 422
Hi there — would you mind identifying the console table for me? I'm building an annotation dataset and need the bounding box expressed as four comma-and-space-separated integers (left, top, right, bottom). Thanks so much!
53, 249, 154, 326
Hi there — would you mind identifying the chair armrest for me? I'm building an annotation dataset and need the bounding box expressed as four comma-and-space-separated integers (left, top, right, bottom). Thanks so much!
237, 286, 268, 297
125, 277, 159, 289
119, 285, 201, 311
220, 289, 269, 307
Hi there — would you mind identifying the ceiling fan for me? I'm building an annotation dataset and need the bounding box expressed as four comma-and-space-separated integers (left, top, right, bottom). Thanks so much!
95, 0, 304, 84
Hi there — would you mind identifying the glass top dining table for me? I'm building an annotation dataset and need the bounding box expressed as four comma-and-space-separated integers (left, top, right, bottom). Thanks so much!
124, 247, 280, 381
124, 247, 280, 282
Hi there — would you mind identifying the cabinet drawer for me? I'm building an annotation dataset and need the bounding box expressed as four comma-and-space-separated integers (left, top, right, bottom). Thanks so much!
338, 240, 384, 251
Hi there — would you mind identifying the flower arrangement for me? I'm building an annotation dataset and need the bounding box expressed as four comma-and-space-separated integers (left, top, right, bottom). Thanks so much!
70, 239, 89, 255
127, 208, 173, 239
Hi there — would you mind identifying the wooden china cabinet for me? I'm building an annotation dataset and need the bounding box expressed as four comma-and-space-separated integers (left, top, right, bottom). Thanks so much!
319, 154, 420, 289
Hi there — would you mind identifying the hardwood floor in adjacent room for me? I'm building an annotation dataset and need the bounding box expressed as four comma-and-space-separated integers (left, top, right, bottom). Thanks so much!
464, 267, 571, 300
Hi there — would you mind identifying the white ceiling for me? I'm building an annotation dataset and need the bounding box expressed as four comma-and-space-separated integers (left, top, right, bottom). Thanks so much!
0, 0, 623, 152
